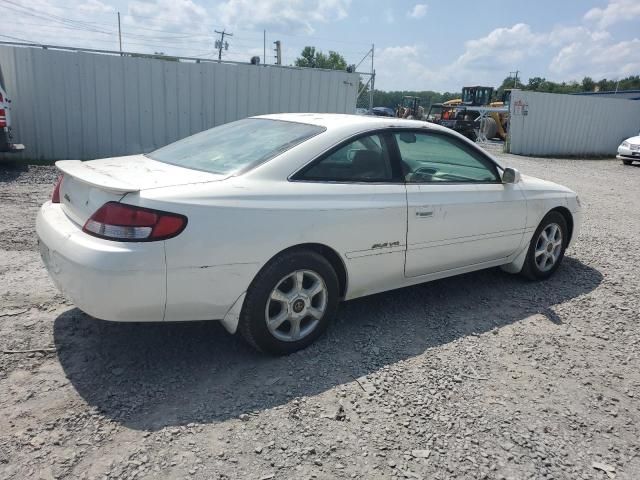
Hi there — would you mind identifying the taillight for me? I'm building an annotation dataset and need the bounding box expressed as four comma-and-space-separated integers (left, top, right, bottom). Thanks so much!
0, 108, 6, 128
83, 202, 187, 242
51, 176, 63, 203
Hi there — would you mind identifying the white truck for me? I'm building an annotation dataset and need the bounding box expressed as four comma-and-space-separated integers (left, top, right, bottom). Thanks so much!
0, 64, 25, 153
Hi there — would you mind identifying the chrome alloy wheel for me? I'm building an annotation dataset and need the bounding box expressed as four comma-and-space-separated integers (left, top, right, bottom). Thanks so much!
534, 223, 563, 272
265, 269, 328, 342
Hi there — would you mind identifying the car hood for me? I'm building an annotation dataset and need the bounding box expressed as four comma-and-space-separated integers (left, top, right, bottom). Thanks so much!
520, 174, 575, 195
623, 135, 640, 144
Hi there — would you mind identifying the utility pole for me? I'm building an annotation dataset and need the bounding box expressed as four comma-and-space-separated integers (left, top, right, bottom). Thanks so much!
117, 11, 122, 55
273, 40, 281, 65
214, 29, 232, 61
263, 30, 266, 66
369, 44, 375, 111
510, 70, 520, 88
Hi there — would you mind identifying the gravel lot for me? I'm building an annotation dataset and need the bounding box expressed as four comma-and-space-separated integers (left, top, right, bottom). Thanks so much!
1, 147, 639, 480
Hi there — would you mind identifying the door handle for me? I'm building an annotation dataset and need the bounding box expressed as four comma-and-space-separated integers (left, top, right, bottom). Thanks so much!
416, 210, 433, 218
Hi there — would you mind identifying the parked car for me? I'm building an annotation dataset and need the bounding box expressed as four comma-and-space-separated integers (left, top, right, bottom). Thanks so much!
37, 114, 582, 354
618, 133, 640, 165
371, 106, 396, 117
0, 64, 25, 154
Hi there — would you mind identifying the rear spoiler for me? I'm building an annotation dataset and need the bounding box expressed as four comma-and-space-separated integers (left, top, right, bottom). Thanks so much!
55, 160, 140, 193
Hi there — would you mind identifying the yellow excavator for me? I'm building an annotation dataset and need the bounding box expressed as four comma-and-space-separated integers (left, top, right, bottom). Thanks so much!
442, 86, 510, 140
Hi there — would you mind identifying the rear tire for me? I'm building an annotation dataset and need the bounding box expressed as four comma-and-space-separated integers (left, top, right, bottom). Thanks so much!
622, 159, 633, 165
481, 117, 498, 140
0, 129, 8, 153
238, 249, 339, 355
521, 211, 568, 280
464, 130, 477, 142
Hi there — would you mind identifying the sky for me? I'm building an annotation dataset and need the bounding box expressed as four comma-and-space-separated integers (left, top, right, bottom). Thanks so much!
1, 0, 639, 92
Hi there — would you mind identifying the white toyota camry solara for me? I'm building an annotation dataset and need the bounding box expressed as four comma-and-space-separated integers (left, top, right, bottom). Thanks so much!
37, 113, 582, 354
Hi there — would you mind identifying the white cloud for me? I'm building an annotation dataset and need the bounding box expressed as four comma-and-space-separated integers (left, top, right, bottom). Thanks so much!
454, 23, 544, 71
375, 45, 438, 90
584, 0, 640, 28
374, 19, 640, 91
546, 25, 610, 47
384, 8, 395, 24
550, 38, 640, 79
78, 0, 114, 14
216, 0, 351, 33
126, 0, 209, 29
408, 4, 428, 19
1, 0, 638, 92
0, 0, 120, 49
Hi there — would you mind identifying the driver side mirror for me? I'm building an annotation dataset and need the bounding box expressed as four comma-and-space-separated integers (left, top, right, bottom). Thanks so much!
502, 167, 521, 184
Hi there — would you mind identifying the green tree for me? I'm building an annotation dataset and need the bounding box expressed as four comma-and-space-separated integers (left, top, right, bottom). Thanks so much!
581, 76, 595, 92
370, 90, 460, 110
526, 77, 546, 91
618, 75, 640, 90
496, 76, 518, 99
294, 46, 347, 70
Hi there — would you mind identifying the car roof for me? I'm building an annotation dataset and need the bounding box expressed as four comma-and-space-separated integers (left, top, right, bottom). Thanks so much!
254, 112, 452, 135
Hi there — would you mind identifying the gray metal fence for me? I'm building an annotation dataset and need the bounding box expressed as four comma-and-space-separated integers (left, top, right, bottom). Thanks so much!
508, 90, 640, 156
0, 44, 359, 161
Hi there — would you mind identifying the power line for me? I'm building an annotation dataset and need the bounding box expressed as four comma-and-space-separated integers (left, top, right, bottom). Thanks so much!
0, 33, 35, 43
2, 18, 219, 47
0, 0, 115, 35
1, 0, 372, 47
1, 0, 372, 64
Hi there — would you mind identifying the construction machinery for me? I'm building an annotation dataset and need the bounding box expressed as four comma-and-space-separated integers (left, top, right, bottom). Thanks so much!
396, 96, 425, 119
0, 64, 25, 154
439, 86, 510, 141
443, 86, 494, 107
425, 103, 477, 141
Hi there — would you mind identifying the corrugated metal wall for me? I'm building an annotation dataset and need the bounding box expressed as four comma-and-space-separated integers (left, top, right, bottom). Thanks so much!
508, 90, 640, 156
0, 45, 359, 161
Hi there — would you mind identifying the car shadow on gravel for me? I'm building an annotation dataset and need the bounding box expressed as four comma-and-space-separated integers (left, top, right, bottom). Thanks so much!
0, 163, 29, 182
53, 257, 602, 431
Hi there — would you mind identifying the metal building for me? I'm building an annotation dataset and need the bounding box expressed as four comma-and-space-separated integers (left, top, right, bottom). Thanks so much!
0, 44, 359, 161
573, 90, 640, 101
508, 90, 640, 157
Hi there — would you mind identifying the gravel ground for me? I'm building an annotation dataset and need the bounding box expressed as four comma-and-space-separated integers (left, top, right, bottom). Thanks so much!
0, 148, 639, 480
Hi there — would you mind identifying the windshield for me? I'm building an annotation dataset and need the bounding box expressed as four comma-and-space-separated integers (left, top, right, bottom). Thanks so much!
147, 118, 325, 175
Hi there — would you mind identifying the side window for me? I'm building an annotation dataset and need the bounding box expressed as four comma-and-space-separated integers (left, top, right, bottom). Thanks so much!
394, 132, 500, 183
298, 134, 393, 182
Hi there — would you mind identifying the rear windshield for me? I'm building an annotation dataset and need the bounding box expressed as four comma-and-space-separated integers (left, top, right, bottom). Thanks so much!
147, 118, 325, 175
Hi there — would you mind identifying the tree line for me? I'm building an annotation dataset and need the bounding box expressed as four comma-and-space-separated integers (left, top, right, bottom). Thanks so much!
496, 75, 640, 98
294, 46, 640, 108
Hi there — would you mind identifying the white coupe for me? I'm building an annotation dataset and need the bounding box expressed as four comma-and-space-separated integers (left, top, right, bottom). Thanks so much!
37, 114, 581, 354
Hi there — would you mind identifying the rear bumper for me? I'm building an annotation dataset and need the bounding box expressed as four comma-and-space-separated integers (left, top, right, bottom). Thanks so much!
36, 201, 166, 321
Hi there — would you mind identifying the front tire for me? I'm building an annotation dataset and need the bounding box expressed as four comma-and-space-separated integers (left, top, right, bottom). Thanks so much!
521, 211, 568, 280
622, 159, 633, 165
238, 249, 339, 355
